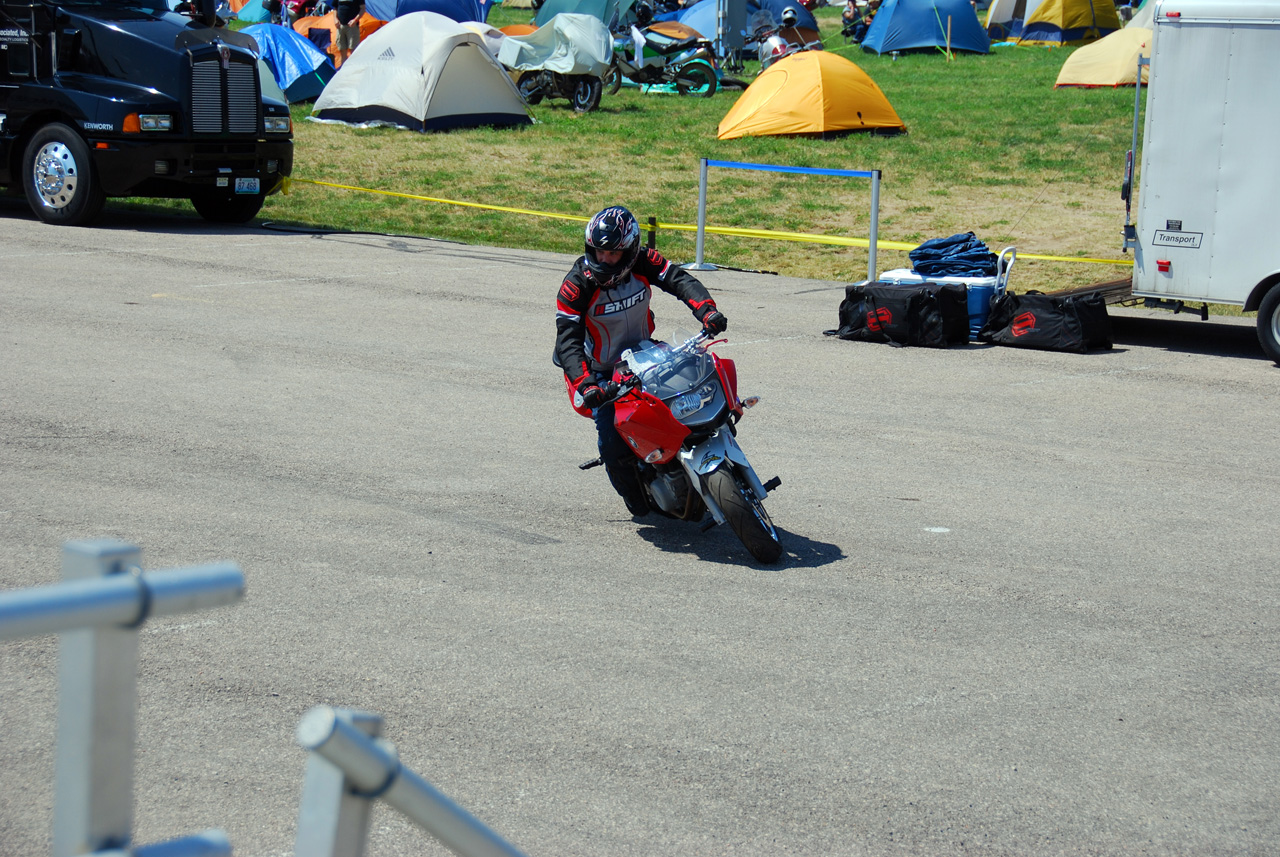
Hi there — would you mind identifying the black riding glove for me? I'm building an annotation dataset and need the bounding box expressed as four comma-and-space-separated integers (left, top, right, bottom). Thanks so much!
700, 310, 728, 336
577, 376, 606, 409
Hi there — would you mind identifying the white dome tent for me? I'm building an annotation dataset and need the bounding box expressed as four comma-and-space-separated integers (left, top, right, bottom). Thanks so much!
312, 11, 531, 131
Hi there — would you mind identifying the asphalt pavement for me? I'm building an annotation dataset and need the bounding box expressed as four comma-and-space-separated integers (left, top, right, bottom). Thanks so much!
2, 202, 1277, 856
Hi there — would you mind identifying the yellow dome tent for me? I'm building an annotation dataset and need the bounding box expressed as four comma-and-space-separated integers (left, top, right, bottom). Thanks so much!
717, 51, 904, 140
1054, 27, 1151, 87
1016, 0, 1121, 45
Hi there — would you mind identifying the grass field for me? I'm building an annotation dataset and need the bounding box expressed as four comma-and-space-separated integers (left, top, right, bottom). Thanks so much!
153, 7, 1149, 293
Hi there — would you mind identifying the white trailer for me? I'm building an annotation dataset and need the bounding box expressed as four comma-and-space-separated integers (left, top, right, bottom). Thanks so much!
1122, 0, 1280, 362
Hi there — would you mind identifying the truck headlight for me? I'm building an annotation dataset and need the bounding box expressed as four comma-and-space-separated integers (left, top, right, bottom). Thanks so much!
122, 113, 173, 133
264, 115, 291, 133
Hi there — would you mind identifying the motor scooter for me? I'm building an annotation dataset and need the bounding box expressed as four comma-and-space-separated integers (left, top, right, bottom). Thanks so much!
574, 330, 783, 563
512, 70, 603, 113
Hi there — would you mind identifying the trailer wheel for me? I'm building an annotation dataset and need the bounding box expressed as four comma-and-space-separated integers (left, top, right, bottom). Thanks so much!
1257, 285, 1280, 365
191, 191, 265, 224
22, 123, 106, 226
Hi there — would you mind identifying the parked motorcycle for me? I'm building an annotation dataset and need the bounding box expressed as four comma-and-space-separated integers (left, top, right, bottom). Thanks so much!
512, 70, 603, 113
607, 28, 718, 97
578, 330, 783, 563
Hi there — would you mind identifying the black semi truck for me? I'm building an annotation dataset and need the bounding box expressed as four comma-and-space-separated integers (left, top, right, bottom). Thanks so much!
0, 0, 292, 225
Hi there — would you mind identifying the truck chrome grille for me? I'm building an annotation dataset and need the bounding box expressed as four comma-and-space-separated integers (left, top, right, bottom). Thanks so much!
191, 57, 260, 135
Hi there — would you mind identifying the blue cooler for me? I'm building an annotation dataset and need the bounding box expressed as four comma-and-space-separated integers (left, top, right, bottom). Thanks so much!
879, 246, 1016, 340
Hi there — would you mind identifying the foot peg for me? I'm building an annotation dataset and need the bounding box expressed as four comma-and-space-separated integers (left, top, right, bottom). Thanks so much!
762, 476, 782, 492
579, 457, 604, 470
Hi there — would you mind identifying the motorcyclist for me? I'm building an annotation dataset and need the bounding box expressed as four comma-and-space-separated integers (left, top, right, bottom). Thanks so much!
555, 206, 727, 517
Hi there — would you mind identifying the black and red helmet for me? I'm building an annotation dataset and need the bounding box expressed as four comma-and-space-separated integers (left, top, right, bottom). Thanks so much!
584, 206, 641, 288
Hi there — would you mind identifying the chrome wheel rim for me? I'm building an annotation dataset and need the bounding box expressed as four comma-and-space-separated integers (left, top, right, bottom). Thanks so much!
32, 141, 78, 210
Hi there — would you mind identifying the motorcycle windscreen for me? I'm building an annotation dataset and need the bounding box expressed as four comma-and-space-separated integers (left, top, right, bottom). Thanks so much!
615, 391, 690, 464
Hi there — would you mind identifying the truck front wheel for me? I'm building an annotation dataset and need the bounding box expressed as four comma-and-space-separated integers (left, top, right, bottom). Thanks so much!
1257, 285, 1280, 365
191, 191, 265, 224
23, 123, 106, 226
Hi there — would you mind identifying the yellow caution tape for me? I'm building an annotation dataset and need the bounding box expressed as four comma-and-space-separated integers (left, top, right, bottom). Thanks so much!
289, 177, 1134, 267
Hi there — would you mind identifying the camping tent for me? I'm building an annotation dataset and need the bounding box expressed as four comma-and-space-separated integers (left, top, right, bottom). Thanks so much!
861, 0, 990, 54
312, 11, 531, 130
364, 0, 491, 24
244, 23, 336, 101
294, 11, 387, 65
235, 0, 271, 22
1125, 0, 1153, 29
984, 0, 1047, 39
678, 0, 818, 46
717, 50, 904, 139
1054, 25, 1149, 86
1017, 0, 1119, 45
534, 0, 634, 27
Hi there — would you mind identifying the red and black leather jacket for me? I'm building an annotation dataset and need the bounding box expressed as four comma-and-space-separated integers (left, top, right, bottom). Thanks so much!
555, 247, 717, 388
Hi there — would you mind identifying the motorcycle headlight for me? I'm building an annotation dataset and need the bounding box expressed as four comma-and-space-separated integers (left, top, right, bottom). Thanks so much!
669, 392, 703, 420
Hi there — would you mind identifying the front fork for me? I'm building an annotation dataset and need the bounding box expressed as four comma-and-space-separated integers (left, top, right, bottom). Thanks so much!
676, 428, 768, 525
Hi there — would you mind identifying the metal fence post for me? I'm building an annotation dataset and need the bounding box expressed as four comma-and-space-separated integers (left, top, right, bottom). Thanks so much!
686, 158, 716, 272
294, 709, 386, 857
868, 169, 881, 282
53, 539, 143, 857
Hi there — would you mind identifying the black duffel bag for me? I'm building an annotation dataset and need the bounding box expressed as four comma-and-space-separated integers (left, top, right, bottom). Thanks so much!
978, 290, 1113, 353
826, 281, 969, 348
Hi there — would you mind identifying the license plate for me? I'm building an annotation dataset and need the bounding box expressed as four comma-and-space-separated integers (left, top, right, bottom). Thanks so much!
235, 178, 260, 195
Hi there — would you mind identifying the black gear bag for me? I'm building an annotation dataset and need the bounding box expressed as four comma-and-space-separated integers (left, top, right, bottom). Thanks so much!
826, 281, 970, 348
978, 290, 1113, 353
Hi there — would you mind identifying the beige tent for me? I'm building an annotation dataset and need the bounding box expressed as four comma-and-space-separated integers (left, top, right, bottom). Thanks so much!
1054, 26, 1150, 87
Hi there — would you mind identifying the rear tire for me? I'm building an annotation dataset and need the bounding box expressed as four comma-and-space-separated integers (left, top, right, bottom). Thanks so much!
571, 76, 602, 113
1258, 285, 1280, 364
675, 63, 717, 97
606, 62, 623, 95
705, 466, 782, 563
516, 74, 544, 105
191, 191, 265, 224
23, 123, 106, 226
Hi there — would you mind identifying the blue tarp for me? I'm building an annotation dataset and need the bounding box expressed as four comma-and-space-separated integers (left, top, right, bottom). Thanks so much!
909, 232, 999, 277
365, 0, 491, 22
244, 23, 336, 101
862, 0, 990, 54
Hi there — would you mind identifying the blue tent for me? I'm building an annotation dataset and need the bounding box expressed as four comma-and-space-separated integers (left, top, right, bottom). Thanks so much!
365, 0, 492, 22
534, 0, 634, 27
677, 0, 817, 44
244, 23, 336, 102
861, 0, 990, 54
236, 0, 271, 22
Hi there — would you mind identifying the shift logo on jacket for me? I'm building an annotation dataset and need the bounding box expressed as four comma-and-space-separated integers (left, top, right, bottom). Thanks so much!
596, 291, 646, 315
1011, 311, 1037, 337
866, 307, 893, 331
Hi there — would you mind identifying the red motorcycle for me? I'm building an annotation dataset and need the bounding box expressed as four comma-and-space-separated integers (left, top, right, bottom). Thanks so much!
573, 330, 783, 563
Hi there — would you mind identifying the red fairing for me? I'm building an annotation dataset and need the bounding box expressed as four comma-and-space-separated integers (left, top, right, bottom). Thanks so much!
564, 376, 593, 418
713, 354, 742, 416
614, 390, 690, 464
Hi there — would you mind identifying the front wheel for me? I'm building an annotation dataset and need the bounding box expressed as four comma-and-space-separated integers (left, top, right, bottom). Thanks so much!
704, 466, 782, 563
571, 76, 602, 113
23, 123, 106, 226
191, 191, 266, 224
1258, 284, 1280, 364
675, 63, 717, 97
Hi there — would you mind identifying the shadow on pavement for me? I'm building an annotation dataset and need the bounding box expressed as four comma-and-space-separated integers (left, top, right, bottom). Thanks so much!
631, 518, 846, 570
1111, 312, 1270, 362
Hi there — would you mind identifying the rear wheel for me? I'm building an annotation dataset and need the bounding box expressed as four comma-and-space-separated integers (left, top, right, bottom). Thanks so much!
605, 62, 623, 95
675, 63, 717, 97
705, 465, 782, 563
191, 191, 265, 224
1258, 284, 1280, 364
571, 76, 602, 113
516, 73, 544, 105
23, 123, 106, 226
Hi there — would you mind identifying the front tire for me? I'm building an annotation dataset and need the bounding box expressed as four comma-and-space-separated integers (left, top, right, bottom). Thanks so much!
571, 76, 602, 113
705, 466, 782, 563
23, 123, 106, 226
1258, 284, 1280, 364
191, 191, 265, 224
